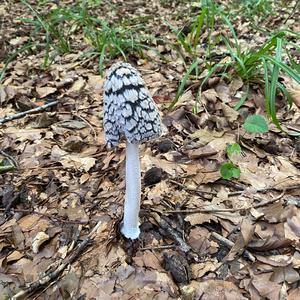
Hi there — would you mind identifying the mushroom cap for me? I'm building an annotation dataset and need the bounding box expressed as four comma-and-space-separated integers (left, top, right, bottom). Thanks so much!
103, 62, 162, 148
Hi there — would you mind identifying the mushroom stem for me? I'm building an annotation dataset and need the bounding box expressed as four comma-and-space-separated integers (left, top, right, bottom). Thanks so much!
121, 141, 141, 239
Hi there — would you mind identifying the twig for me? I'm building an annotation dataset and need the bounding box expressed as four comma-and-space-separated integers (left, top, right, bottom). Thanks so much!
140, 245, 175, 251
168, 179, 217, 196
169, 178, 300, 197
211, 232, 255, 262
252, 192, 285, 208
283, 0, 300, 24
0, 208, 89, 225
228, 184, 300, 196
162, 207, 248, 214
160, 191, 285, 214
0, 101, 59, 125
12, 220, 102, 299
151, 213, 191, 253
72, 113, 97, 139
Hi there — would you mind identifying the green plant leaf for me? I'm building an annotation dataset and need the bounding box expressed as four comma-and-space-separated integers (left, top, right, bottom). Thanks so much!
220, 162, 241, 180
226, 143, 241, 158
0, 159, 15, 174
169, 59, 200, 109
243, 114, 268, 133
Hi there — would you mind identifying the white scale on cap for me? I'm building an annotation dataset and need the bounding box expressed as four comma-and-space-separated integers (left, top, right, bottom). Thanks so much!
103, 62, 162, 148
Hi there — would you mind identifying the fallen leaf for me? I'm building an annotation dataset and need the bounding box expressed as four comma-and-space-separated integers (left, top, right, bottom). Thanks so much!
36, 86, 57, 98
32, 232, 50, 253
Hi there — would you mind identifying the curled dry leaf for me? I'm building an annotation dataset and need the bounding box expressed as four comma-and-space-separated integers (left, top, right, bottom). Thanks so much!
32, 232, 50, 254
36, 86, 57, 98
221, 103, 239, 123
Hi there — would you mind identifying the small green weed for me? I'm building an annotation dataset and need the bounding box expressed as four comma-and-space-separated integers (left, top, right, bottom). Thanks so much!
230, 0, 275, 22
6, 1, 149, 75
220, 116, 269, 180
170, 0, 300, 135
243, 115, 269, 133
0, 158, 15, 174
21, 0, 72, 67
220, 143, 241, 180
220, 162, 241, 180
167, 0, 221, 63
0, 43, 34, 83
84, 22, 148, 75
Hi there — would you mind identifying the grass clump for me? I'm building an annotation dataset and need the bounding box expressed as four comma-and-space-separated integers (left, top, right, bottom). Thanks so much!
169, 0, 300, 134
83, 21, 148, 75
229, 0, 275, 22
0, 0, 150, 82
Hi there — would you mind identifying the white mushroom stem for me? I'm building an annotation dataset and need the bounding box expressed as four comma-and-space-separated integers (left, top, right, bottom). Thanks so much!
121, 141, 141, 239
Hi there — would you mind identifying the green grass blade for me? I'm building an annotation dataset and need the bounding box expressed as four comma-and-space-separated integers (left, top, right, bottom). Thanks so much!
234, 83, 249, 110
262, 58, 270, 115
277, 81, 293, 108
169, 60, 200, 109
268, 38, 283, 130
264, 55, 300, 83
0, 43, 33, 83
192, 7, 207, 49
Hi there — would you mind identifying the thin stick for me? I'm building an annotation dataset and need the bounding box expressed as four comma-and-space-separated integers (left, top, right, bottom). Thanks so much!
162, 207, 248, 214
283, 0, 300, 24
169, 179, 300, 197
0, 208, 89, 225
211, 232, 255, 262
12, 220, 102, 299
152, 213, 191, 253
140, 245, 175, 251
0, 101, 59, 125
168, 179, 217, 196
159, 192, 284, 214
72, 113, 97, 139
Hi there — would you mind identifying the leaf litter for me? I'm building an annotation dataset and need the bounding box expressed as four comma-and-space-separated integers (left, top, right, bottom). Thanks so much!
0, 0, 300, 299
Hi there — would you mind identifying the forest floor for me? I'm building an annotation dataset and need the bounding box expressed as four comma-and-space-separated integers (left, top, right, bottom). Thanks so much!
1, 0, 300, 299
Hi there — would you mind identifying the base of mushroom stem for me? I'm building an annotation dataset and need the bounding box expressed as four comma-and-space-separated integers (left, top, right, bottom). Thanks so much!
121, 225, 141, 240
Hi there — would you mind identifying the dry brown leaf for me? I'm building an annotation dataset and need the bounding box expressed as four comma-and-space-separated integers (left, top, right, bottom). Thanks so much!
215, 82, 231, 103
6, 250, 24, 263
69, 77, 86, 93
3, 128, 43, 142
187, 145, 218, 159
226, 219, 255, 261
188, 227, 211, 253
142, 154, 186, 176
189, 279, 247, 300
285, 207, 300, 240
250, 273, 282, 300
87, 75, 104, 92
271, 265, 300, 284
191, 260, 220, 279
18, 215, 42, 232
229, 77, 243, 94
185, 213, 218, 226
288, 287, 300, 300
32, 232, 50, 254
36, 86, 57, 98
221, 103, 239, 122
288, 86, 300, 109
141, 251, 163, 270
9, 36, 29, 46
175, 90, 195, 107
203, 88, 218, 103
260, 202, 286, 223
